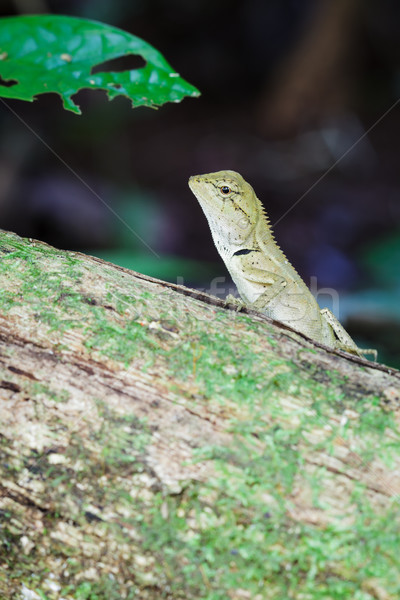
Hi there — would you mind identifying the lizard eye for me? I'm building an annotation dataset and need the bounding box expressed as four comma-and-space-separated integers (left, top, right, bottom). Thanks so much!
220, 186, 231, 195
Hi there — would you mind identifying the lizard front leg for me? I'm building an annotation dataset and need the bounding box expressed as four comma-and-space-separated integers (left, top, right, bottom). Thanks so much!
224, 269, 287, 313
249, 274, 288, 310
232, 263, 289, 309
321, 308, 377, 360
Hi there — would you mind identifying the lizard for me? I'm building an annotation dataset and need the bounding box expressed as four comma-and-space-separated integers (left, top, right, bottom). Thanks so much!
188, 169, 376, 360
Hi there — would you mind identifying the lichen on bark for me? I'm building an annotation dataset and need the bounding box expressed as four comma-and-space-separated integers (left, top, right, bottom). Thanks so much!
0, 229, 399, 600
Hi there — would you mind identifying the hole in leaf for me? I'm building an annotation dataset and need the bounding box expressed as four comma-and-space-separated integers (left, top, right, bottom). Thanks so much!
91, 54, 146, 75
0, 75, 17, 87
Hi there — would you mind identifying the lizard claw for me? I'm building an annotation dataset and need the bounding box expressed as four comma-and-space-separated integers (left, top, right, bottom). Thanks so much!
224, 294, 245, 312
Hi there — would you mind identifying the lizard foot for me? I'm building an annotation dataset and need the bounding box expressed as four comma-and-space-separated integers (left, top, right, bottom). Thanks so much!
339, 346, 378, 362
224, 294, 245, 312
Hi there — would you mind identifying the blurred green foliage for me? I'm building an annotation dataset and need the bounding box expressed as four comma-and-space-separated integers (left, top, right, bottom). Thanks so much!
91, 189, 220, 285
349, 232, 400, 367
362, 230, 400, 288
0, 14, 199, 114
93, 249, 219, 284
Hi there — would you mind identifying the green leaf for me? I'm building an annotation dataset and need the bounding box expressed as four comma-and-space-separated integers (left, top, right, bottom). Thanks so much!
0, 15, 200, 114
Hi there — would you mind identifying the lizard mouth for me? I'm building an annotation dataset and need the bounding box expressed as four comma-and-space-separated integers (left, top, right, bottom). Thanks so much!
188, 176, 209, 202
188, 176, 199, 189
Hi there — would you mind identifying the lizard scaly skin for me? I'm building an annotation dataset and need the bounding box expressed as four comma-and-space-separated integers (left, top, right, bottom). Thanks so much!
189, 170, 376, 359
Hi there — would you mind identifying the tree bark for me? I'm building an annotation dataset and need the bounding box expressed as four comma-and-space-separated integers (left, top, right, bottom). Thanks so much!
0, 229, 399, 600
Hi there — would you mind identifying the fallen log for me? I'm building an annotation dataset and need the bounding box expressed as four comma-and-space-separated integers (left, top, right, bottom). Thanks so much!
0, 229, 399, 600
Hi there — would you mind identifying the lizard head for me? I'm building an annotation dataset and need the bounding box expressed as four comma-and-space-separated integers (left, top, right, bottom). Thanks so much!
188, 170, 261, 251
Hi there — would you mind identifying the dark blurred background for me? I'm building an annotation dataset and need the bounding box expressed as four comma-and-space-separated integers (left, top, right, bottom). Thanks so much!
0, 0, 399, 366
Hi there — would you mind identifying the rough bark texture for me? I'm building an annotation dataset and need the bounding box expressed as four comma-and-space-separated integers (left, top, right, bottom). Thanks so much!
0, 229, 399, 600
